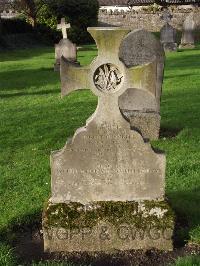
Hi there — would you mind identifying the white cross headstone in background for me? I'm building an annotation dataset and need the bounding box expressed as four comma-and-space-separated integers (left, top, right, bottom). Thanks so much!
57, 18, 71, 39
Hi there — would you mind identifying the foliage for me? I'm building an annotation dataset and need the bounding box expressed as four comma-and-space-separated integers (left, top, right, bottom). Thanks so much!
0, 17, 54, 49
0, 33, 49, 50
36, 4, 57, 30
142, 3, 162, 13
170, 255, 200, 266
45, 0, 99, 44
36, 3, 60, 42
2, 0, 99, 44
8, 0, 45, 27
1, 17, 33, 35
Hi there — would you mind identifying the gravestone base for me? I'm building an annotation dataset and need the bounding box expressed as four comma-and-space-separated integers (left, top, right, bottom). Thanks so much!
54, 39, 79, 72
43, 200, 174, 253
179, 43, 195, 49
122, 111, 160, 140
163, 42, 177, 52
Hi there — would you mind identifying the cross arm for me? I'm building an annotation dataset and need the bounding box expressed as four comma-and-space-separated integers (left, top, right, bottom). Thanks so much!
60, 57, 90, 97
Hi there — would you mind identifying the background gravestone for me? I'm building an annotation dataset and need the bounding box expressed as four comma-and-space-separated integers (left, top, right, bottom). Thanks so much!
160, 23, 177, 52
118, 29, 165, 140
54, 18, 79, 71
43, 27, 174, 253
179, 13, 196, 49
160, 9, 173, 24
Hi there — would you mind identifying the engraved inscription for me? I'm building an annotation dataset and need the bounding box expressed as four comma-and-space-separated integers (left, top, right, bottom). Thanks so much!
64, 168, 161, 175
94, 64, 123, 93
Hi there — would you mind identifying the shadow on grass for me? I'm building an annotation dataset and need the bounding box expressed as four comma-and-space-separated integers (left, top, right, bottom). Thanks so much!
0, 95, 97, 151
0, 89, 60, 98
0, 210, 44, 264
165, 53, 200, 70
0, 187, 199, 265
168, 187, 200, 247
160, 88, 200, 130
0, 47, 54, 62
0, 68, 59, 92
160, 127, 183, 139
164, 73, 200, 79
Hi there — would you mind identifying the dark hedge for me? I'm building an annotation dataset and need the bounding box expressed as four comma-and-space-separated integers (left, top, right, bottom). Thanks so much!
44, 0, 99, 44
1, 18, 33, 35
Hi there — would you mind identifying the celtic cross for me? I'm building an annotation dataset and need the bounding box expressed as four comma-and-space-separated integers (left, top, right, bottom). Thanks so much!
60, 27, 157, 129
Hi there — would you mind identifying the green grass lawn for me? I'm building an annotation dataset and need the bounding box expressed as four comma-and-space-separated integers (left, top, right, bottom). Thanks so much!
0, 44, 200, 265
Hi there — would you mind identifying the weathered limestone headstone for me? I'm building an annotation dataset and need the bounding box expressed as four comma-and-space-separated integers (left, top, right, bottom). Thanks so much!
179, 13, 195, 49
160, 23, 177, 52
54, 18, 78, 71
160, 9, 177, 52
43, 27, 174, 253
118, 29, 165, 140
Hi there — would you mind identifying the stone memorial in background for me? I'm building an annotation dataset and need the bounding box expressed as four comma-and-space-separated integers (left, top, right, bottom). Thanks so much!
160, 9, 177, 52
161, 8, 173, 23
160, 23, 177, 52
43, 27, 174, 253
119, 29, 165, 140
179, 13, 195, 49
54, 18, 79, 71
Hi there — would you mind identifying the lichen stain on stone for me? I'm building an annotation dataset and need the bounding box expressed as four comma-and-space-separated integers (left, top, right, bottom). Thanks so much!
43, 200, 175, 231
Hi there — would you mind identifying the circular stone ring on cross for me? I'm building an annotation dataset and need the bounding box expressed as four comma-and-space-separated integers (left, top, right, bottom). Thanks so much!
93, 63, 124, 94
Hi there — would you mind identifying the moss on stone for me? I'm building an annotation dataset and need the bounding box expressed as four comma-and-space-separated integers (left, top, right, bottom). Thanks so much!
43, 200, 175, 231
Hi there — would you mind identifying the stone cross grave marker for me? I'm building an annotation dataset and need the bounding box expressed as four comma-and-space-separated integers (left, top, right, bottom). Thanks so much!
43, 27, 174, 253
179, 13, 195, 49
161, 9, 173, 24
57, 18, 71, 39
54, 18, 78, 71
